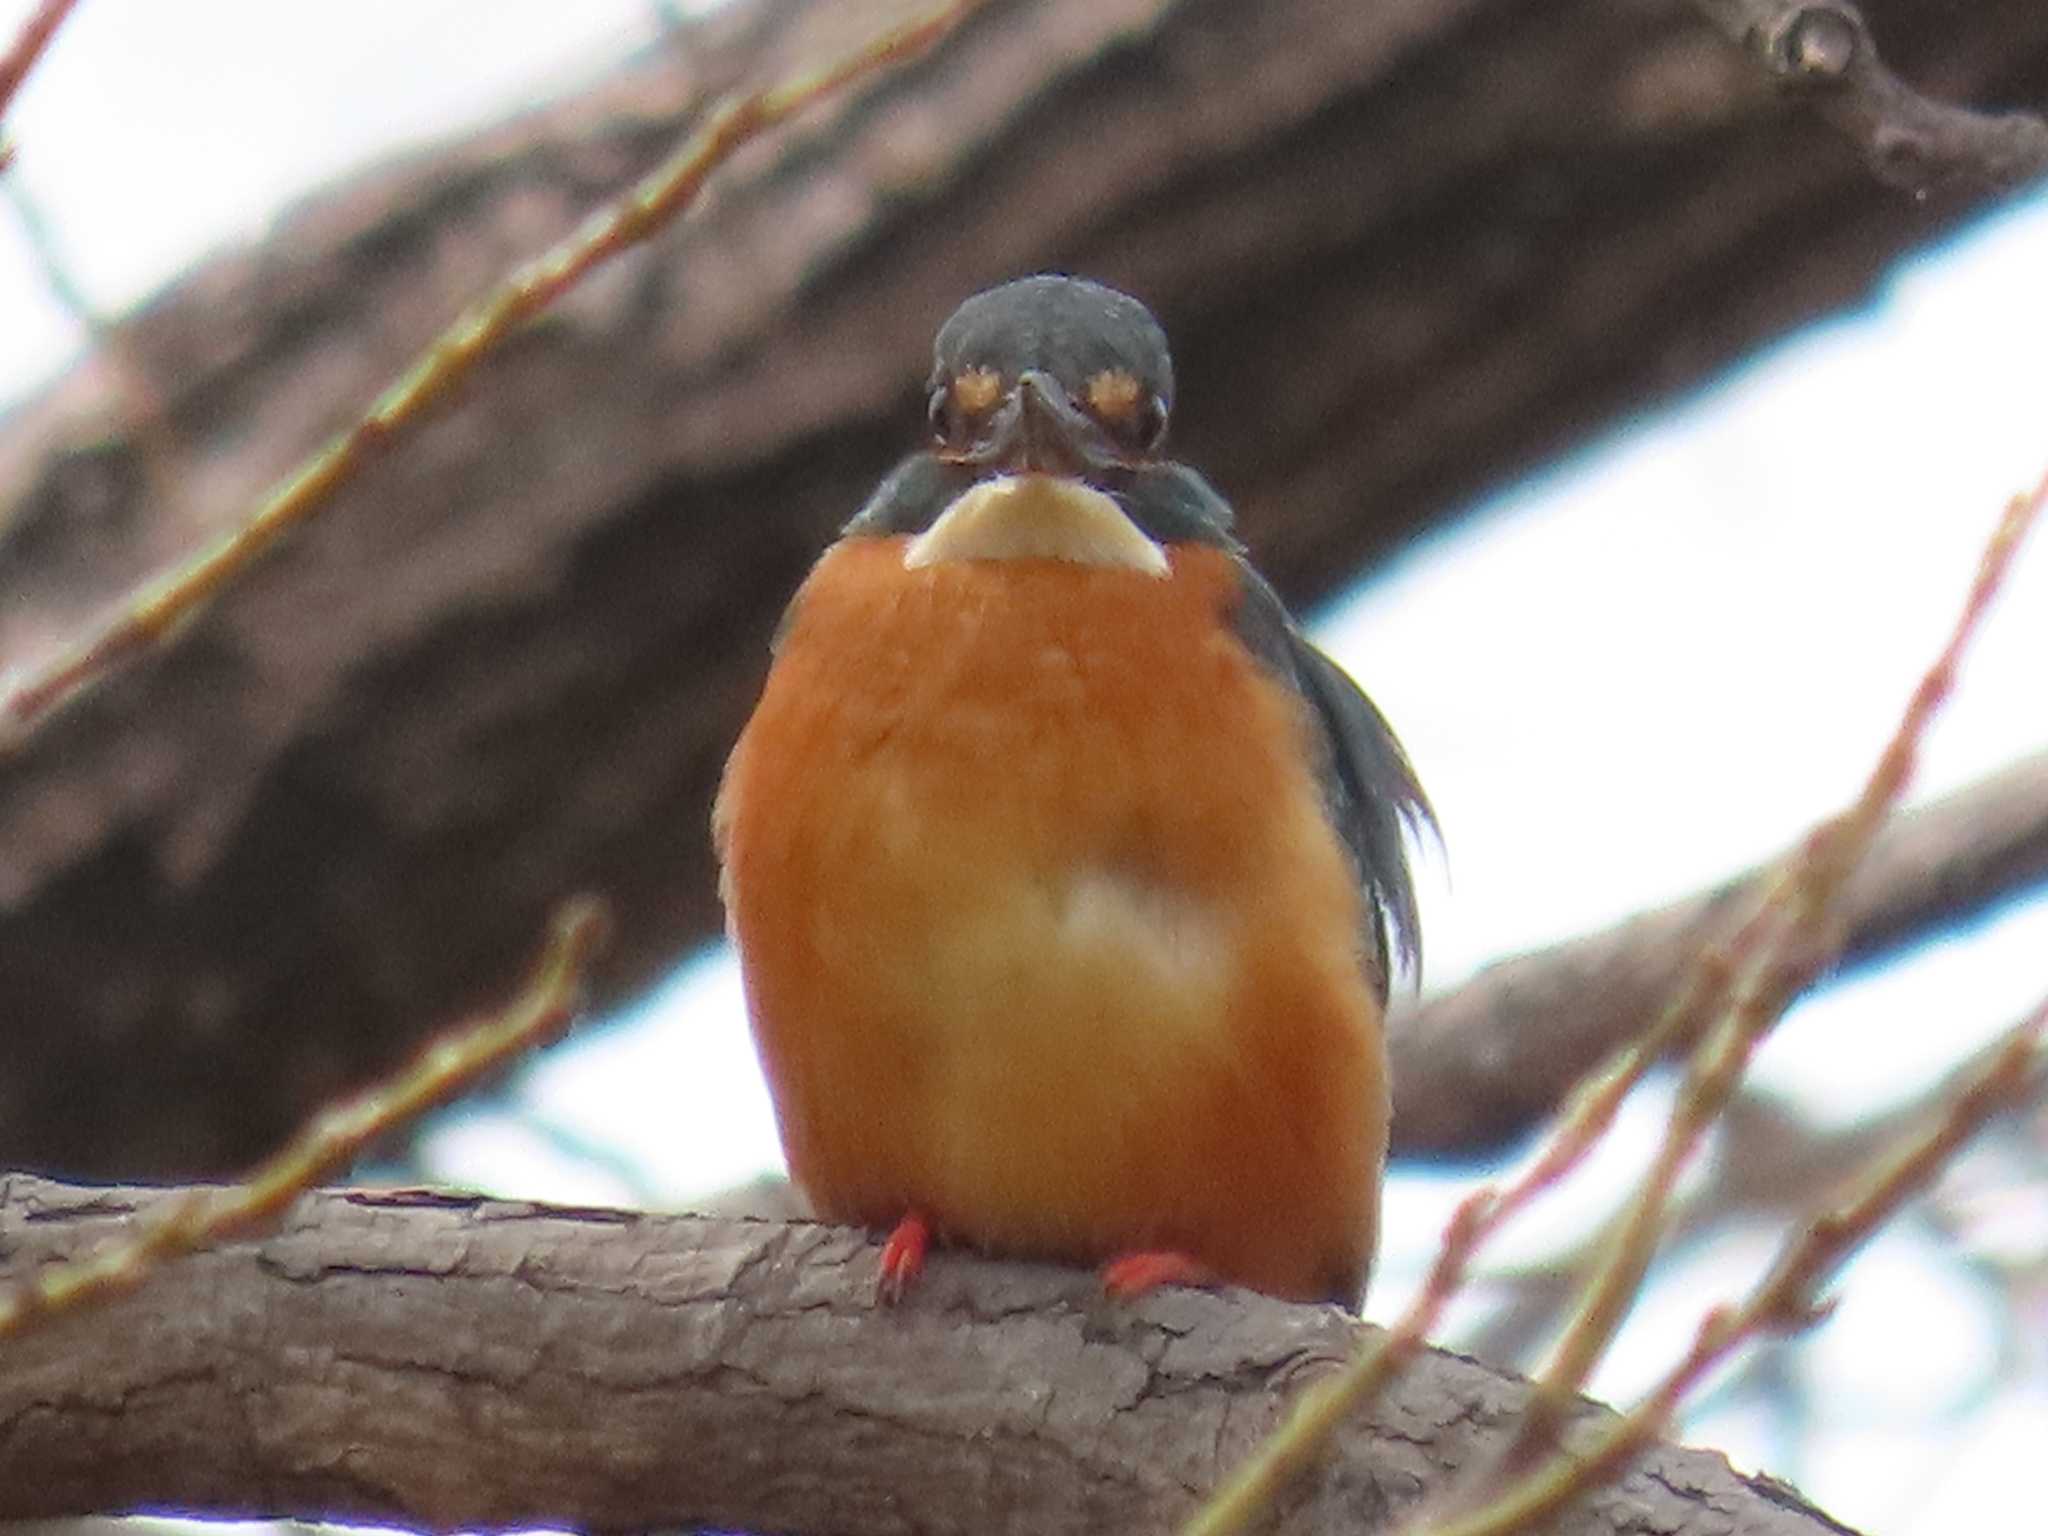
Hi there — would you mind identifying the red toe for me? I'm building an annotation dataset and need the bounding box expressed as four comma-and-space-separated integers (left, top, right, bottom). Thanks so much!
877, 1212, 931, 1305
1101, 1249, 1215, 1299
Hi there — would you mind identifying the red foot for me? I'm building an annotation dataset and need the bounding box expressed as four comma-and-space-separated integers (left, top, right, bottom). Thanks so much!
876, 1212, 931, 1305
1101, 1249, 1215, 1299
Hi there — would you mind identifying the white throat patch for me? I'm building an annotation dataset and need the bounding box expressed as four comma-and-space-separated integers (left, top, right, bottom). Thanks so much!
902, 474, 1169, 577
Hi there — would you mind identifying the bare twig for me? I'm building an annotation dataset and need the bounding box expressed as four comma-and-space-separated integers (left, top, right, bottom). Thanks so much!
0, 895, 608, 1343
1184, 880, 1771, 1535
0, 0, 985, 752
0, 0, 80, 169
1686, 0, 2048, 192
1419, 997, 2048, 1536
1455, 1027, 2048, 1370
1497, 473, 2040, 1468
1185, 468, 2045, 1536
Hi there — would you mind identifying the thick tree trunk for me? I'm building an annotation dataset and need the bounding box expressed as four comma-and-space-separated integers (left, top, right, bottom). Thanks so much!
2, 0, 2045, 1178
0, 1175, 1861, 1535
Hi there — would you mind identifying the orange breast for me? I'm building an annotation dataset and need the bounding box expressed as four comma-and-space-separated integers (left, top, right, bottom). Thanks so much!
714, 536, 1388, 1303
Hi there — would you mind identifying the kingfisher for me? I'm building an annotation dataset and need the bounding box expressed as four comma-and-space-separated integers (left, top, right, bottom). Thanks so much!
714, 274, 1432, 1308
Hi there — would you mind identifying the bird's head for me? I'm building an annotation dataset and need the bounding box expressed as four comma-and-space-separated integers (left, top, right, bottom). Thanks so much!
926, 274, 1174, 478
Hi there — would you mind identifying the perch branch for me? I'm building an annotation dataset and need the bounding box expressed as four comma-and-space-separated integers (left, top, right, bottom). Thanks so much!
0, 1179, 1862, 1536
0, 895, 606, 1342
1686, 0, 2048, 191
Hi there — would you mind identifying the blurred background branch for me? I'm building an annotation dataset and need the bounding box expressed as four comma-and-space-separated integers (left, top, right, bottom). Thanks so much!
1391, 746, 2048, 1156
1685, 0, 2048, 190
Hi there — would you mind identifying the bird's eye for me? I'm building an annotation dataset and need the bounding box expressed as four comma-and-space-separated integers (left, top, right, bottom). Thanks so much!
937, 366, 1007, 444
1085, 369, 1166, 451
931, 367, 1003, 445
952, 367, 1003, 419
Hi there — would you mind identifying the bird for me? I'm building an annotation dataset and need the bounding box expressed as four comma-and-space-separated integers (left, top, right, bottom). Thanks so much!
713, 274, 1433, 1308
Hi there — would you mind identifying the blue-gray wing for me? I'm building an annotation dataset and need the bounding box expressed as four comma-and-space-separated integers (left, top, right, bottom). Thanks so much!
1118, 464, 1434, 997
1234, 563, 1433, 996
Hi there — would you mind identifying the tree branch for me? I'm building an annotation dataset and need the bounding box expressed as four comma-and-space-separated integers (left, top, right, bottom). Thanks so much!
1686, 0, 2048, 191
0, 0, 79, 148
1413, 1001, 2045, 1536
0, 1177, 1855, 1536
1387, 748, 2048, 1157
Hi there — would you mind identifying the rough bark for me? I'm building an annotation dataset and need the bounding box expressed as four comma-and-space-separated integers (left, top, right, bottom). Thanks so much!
2, 0, 2046, 1179
0, 1176, 1860, 1535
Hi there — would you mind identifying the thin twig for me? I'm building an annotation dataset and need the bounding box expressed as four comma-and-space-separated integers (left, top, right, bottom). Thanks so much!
0, 0, 985, 752
1498, 472, 2041, 1466
0, 894, 609, 1343
0, 0, 80, 162
1183, 465, 2045, 1536
1185, 906, 1772, 1536
1419, 996, 2047, 1536
1184, 774, 1780, 1536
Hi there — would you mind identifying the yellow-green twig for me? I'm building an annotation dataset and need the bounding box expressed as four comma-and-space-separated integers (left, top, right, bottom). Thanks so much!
0, 894, 609, 1343
1183, 464, 2044, 1536
1506, 470, 2042, 1463
0, 0, 984, 751
1184, 892, 1771, 1536
1183, 1193, 1487, 1536
1417, 995, 2047, 1536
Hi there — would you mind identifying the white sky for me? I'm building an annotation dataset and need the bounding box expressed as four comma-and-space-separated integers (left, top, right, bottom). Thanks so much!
4, 7, 2044, 1534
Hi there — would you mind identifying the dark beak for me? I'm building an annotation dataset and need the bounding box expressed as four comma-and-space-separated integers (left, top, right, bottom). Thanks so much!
957, 370, 1125, 477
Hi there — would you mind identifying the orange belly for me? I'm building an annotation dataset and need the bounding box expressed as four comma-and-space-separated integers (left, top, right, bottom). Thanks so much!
714, 536, 1388, 1303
